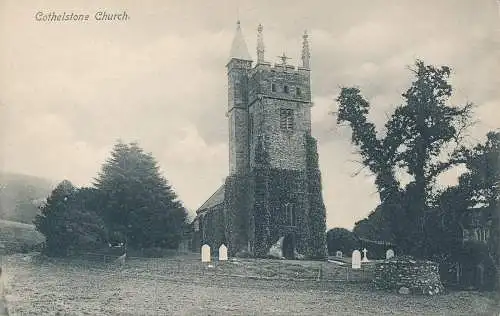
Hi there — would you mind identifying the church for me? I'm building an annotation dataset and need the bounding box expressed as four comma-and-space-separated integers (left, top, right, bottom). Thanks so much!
191, 21, 327, 259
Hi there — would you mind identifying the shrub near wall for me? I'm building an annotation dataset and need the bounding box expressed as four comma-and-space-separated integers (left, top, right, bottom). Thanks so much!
373, 256, 445, 295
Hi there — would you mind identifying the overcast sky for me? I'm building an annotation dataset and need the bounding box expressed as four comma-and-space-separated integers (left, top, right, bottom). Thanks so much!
1, 0, 499, 229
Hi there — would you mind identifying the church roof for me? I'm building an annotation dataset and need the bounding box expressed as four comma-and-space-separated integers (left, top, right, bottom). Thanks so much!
229, 21, 251, 61
197, 184, 225, 213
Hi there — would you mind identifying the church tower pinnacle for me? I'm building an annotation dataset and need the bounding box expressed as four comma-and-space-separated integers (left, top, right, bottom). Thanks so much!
257, 24, 265, 63
301, 30, 310, 69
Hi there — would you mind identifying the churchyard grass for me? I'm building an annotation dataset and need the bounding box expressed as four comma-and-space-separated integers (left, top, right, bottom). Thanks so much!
1, 253, 498, 315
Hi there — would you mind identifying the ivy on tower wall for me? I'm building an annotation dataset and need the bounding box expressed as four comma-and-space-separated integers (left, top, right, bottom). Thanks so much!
253, 136, 272, 256
197, 134, 327, 259
199, 206, 225, 253
224, 173, 254, 256
306, 134, 327, 259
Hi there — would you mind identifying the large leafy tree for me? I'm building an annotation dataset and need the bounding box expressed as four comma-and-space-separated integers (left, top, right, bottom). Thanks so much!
94, 141, 187, 249
336, 60, 474, 258
433, 132, 499, 288
456, 131, 499, 211
449, 131, 499, 261
424, 132, 499, 257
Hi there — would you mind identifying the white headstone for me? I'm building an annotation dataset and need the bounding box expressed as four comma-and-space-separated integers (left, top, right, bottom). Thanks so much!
361, 248, 369, 263
201, 244, 211, 262
219, 244, 228, 261
335, 250, 343, 258
386, 249, 395, 259
352, 250, 361, 269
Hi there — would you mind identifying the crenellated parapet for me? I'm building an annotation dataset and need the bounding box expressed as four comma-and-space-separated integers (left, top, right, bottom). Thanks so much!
248, 62, 311, 107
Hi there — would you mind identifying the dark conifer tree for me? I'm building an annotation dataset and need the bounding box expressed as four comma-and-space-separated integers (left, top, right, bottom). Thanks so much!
94, 141, 187, 249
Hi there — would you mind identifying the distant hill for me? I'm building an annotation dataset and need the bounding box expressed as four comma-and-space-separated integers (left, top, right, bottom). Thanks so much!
0, 171, 55, 224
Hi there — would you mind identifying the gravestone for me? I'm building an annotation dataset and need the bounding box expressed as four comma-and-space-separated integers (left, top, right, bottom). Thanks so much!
352, 250, 361, 269
219, 244, 228, 261
201, 244, 211, 262
335, 250, 343, 258
362, 248, 369, 263
386, 249, 395, 259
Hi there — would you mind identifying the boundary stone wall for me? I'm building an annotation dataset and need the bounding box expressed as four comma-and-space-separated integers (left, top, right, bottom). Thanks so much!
373, 256, 445, 295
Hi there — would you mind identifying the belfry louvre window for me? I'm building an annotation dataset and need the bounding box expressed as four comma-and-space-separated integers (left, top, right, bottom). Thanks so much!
280, 109, 294, 131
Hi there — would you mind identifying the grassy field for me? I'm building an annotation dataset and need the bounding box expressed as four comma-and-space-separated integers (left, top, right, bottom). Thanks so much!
0, 219, 45, 254
1, 253, 498, 315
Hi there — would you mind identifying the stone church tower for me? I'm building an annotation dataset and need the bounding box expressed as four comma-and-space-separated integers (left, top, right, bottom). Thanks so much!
192, 22, 326, 259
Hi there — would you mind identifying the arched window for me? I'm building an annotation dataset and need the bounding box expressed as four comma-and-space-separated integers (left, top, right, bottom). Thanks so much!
284, 85, 289, 94
271, 83, 276, 92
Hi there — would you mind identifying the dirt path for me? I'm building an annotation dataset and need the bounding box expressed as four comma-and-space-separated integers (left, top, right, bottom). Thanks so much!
2, 254, 498, 315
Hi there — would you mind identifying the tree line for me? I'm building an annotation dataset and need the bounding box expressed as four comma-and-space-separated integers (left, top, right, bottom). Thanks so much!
330, 60, 498, 289
34, 141, 188, 257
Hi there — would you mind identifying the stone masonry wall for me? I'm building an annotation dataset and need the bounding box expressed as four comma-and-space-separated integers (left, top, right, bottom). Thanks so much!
248, 64, 312, 172
227, 59, 251, 175
229, 108, 250, 175
267, 169, 309, 255
373, 256, 445, 295
248, 63, 311, 102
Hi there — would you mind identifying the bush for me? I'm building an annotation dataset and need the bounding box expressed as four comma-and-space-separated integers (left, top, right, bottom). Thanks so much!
327, 228, 358, 255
